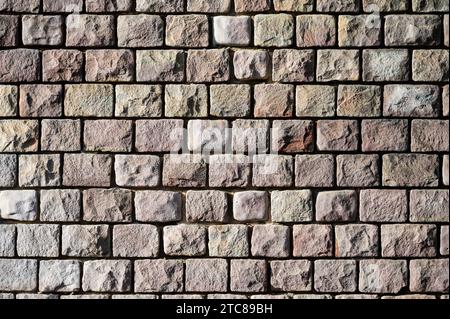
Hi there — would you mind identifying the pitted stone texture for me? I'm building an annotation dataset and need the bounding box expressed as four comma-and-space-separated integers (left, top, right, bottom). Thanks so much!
444, 155, 449, 186
362, 0, 408, 11
18, 154, 60, 187
137, 50, 185, 82
251, 224, 290, 258
413, 50, 449, 82
43, 0, 82, 12
253, 155, 293, 187
335, 224, 379, 257
113, 225, 159, 257
254, 84, 294, 117
135, 191, 182, 222
362, 119, 408, 151
230, 260, 267, 292
0, 190, 37, 221
254, 14, 294, 47
0, 85, 17, 116
381, 224, 437, 257
66, 15, 114, 47
85, 50, 134, 82
39, 260, 80, 292
338, 15, 381, 46
83, 188, 132, 223
296, 86, 336, 117
383, 85, 440, 117
86, 0, 132, 11
275, 0, 313, 11
185, 259, 228, 292
0, 259, 37, 292
0, 225, 15, 256
385, 15, 442, 46
0, 154, 16, 187
165, 84, 208, 117
233, 50, 269, 80
163, 154, 207, 187
210, 84, 251, 117
317, 0, 360, 12
295, 155, 334, 187
363, 49, 409, 81
410, 259, 449, 292
382, 154, 439, 187
17, 224, 59, 257
166, 15, 209, 47
213, 16, 251, 46
273, 49, 314, 82
412, 0, 449, 11
136, 120, 184, 152
187, 0, 231, 12
359, 260, 407, 293
115, 155, 160, 187
0, 0, 40, 12
232, 119, 269, 153
360, 189, 407, 222
316, 190, 357, 222
164, 224, 206, 256
187, 49, 230, 82
65, 84, 114, 117
412, 120, 449, 152
187, 120, 229, 153
337, 155, 380, 187
0, 120, 38, 152
84, 120, 132, 152
314, 260, 357, 293
296, 15, 335, 47
0, 49, 40, 82
0, 15, 18, 46
271, 260, 312, 292
186, 190, 228, 222
293, 225, 333, 257
209, 225, 249, 257
63, 154, 112, 187
443, 85, 449, 116
137, 0, 184, 12
317, 120, 359, 151
116, 85, 162, 118
135, 259, 183, 293
62, 225, 110, 257
271, 190, 313, 222
40, 189, 81, 222
83, 260, 131, 292
410, 190, 449, 223
118, 15, 163, 47
19, 84, 62, 117
43, 50, 83, 82
22, 15, 62, 45
445, 15, 449, 47
317, 50, 359, 81
235, 0, 270, 12
441, 226, 449, 255
41, 119, 81, 152
337, 85, 381, 117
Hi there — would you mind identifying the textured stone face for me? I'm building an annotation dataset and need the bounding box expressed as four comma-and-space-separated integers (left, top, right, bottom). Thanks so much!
65, 84, 114, 117
187, 0, 231, 12
39, 260, 80, 292
296, 85, 336, 117
0, 49, 40, 82
43, 0, 82, 12
63, 154, 112, 187
335, 224, 379, 257
165, 84, 207, 117
113, 225, 159, 257
41, 119, 81, 151
167, 15, 209, 47
116, 85, 162, 117
293, 225, 333, 257
0, 85, 17, 116
297, 15, 335, 47
360, 189, 407, 222
410, 259, 449, 292
337, 85, 381, 117
317, 50, 359, 81
66, 15, 114, 47
186, 190, 228, 222
83, 260, 131, 292
410, 190, 449, 222
86, 0, 132, 11
235, 0, 270, 12
317, 0, 359, 11
40, 189, 80, 222
164, 224, 206, 256
187, 49, 230, 82
0, 15, 18, 46
232, 119, 270, 153
209, 155, 251, 188
19, 154, 61, 187
362, 0, 408, 11
135, 191, 182, 222
271, 190, 313, 222
385, 15, 442, 46
22, 15, 62, 45
254, 14, 294, 47
381, 224, 437, 257
441, 226, 449, 256
316, 190, 357, 221
271, 260, 312, 292
233, 191, 268, 221
42, 50, 83, 82
137, 0, 183, 12
118, 15, 163, 47
363, 49, 409, 81
17, 224, 59, 257
0, 259, 37, 292
213, 16, 251, 46
412, 120, 449, 152
210, 84, 251, 117
185, 259, 228, 292
362, 119, 408, 151
233, 50, 269, 80
295, 155, 334, 187
359, 260, 407, 293
0, 190, 37, 221
135, 259, 183, 293
337, 155, 380, 187
19, 84, 62, 117
317, 120, 359, 151
163, 154, 207, 187
254, 84, 294, 117
413, 50, 449, 82
273, 49, 315, 82
275, 0, 313, 11
209, 225, 249, 257
85, 50, 134, 82
314, 260, 357, 292
188, 120, 229, 153
137, 50, 185, 82
62, 225, 110, 257
384, 85, 440, 117
339, 15, 381, 46
84, 120, 132, 152
251, 224, 290, 257
230, 260, 267, 292
83, 188, 132, 222
0, 120, 38, 152
136, 120, 184, 152
0, 225, 15, 256
0, 154, 16, 187
115, 155, 160, 187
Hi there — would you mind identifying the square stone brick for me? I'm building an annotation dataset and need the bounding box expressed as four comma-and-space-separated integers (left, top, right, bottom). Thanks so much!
362, 119, 408, 151
381, 224, 437, 257
314, 260, 357, 292
317, 50, 359, 81
113, 225, 159, 257
213, 16, 251, 46
137, 0, 183, 12
85, 50, 134, 82
42, 49, 83, 82
444, 155, 449, 186
163, 154, 207, 187
136, 119, 184, 152
22, 15, 62, 45
115, 155, 160, 187
235, 0, 270, 12
337, 85, 381, 117
17, 224, 59, 257
166, 15, 208, 47
0, 224, 15, 257
0, 259, 37, 292
363, 49, 409, 81
137, 50, 185, 82
338, 15, 381, 46
186, 190, 228, 222
65, 84, 114, 117
316, 190, 358, 222
441, 226, 449, 255
39, 260, 80, 292
19, 84, 63, 117
0, 15, 18, 46
317, 0, 359, 11
83, 260, 131, 292
118, 14, 163, 47
233, 50, 270, 80
362, 0, 408, 11
410, 190, 449, 223
385, 15, 441, 46
0, 120, 38, 153
272, 120, 314, 153
295, 155, 334, 187
271, 190, 313, 222
296, 85, 336, 117
187, 0, 231, 12
209, 155, 251, 188
186, 259, 228, 292
0, 49, 40, 82
135, 191, 182, 222
270, 260, 312, 292
443, 85, 449, 116
40, 189, 81, 222
254, 14, 294, 47
360, 189, 407, 222
412, 119, 449, 152
251, 224, 290, 258
253, 155, 293, 187
0, 154, 17, 187
335, 224, 379, 257
84, 120, 132, 152
0, 190, 37, 221
116, 85, 162, 118
233, 191, 268, 221
293, 224, 333, 257
230, 260, 267, 292
384, 85, 440, 117
413, 50, 449, 82
210, 84, 251, 117
410, 259, 449, 292
232, 119, 270, 153
359, 260, 407, 293
273, 49, 314, 82
63, 154, 112, 187
187, 49, 230, 82
254, 84, 294, 117
62, 225, 110, 257
165, 84, 207, 117
43, 0, 82, 12
209, 225, 249, 257
135, 259, 183, 293
0, 85, 17, 116
164, 224, 206, 256
187, 120, 229, 153
296, 15, 335, 47
41, 119, 81, 152
18, 154, 61, 187
337, 155, 380, 187
66, 15, 114, 47
83, 188, 132, 223
275, 0, 313, 11
86, 0, 132, 11
317, 120, 359, 151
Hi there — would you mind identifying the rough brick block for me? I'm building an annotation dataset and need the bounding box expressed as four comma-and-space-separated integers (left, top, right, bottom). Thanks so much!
339, 15, 381, 46
83, 260, 131, 292
65, 84, 114, 117
384, 85, 440, 117
273, 49, 314, 82
360, 189, 407, 222
187, 0, 231, 12
84, 120, 132, 152
444, 155, 449, 186
213, 16, 251, 46
251, 224, 290, 258
381, 224, 437, 257
135, 259, 183, 293
317, 50, 359, 81
0, 49, 40, 82
385, 15, 441, 46
66, 15, 114, 47
165, 84, 207, 117
116, 85, 162, 118
317, 120, 359, 151
232, 119, 269, 153
410, 190, 449, 222
296, 85, 335, 117
0, 15, 18, 46
43, 0, 82, 12
113, 225, 159, 257
83, 188, 132, 223
235, 0, 270, 12
233, 191, 268, 221
115, 155, 160, 187
19, 154, 60, 187
41, 119, 81, 152
362, 0, 407, 12
118, 15, 163, 47
135, 191, 181, 222
164, 224, 206, 256
62, 225, 110, 257
337, 155, 380, 187
362, 119, 408, 151
275, 0, 313, 11
413, 49, 449, 82
270, 260, 312, 292
254, 14, 294, 47
0, 85, 17, 116
63, 153, 112, 187
443, 85, 449, 116
22, 15, 62, 45
186, 190, 228, 222
42, 50, 83, 82
316, 190, 357, 222
441, 226, 449, 255
0, 259, 37, 292
209, 225, 249, 257
296, 15, 335, 47
19, 84, 62, 117
188, 120, 229, 153
253, 155, 293, 187
0, 120, 38, 152
39, 260, 80, 292
254, 84, 294, 117
412, 120, 449, 152
233, 50, 269, 80
337, 85, 381, 117
230, 260, 267, 292
0, 154, 17, 187
186, 49, 230, 82
209, 155, 251, 188
166, 15, 209, 47
314, 260, 357, 292
0, 190, 37, 221
271, 190, 313, 222
163, 154, 207, 187
40, 189, 81, 222
0, 225, 15, 256
17, 224, 59, 257
363, 49, 409, 81
185, 259, 228, 292
137, 50, 185, 82
137, 0, 183, 12
410, 259, 449, 292
293, 224, 333, 257
85, 50, 134, 82
135, 120, 184, 152
359, 260, 407, 293
86, 0, 132, 11
295, 155, 334, 187
335, 224, 379, 257
210, 84, 251, 117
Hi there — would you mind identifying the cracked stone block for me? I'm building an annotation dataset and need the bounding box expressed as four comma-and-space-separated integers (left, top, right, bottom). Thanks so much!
385, 15, 442, 46
271, 190, 313, 222
82, 260, 132, 292
251, 224, 290, 258
338, 15, 381, 46
384, 85, 440, 117
165, 84, 208, 117
208, 225, 249, 257
39, 260, 80, 292
381, 224, 437, 257
163, 224, 206, 256
337, 85, 381, 117
0, 190, 37, 221
40, 189, 80, 222
254, 84, 294, 117
0, 85, 17, 116
231, 260, 267, 292
18, 154, 61, 187
19, 84, 62, 117
0, 15, 18, 46
135, 259, 183, 293
413, 49, 449, 82
17, 224, 59, 257
317, 120, 359, 151
83, 188, 132, 223
253, 155, 293, 187
166, 14, 209, 47
0, 120, 38, 152
362, 0, 407, 11
65, 84, 114, 117
135, 191, 182, 222
232, 119, 270, 153
115, 155, 160, 187
113, 225, 159, 257
272, 120, 314, 153
273, 49, 314, 82
185, 259, 228, 292
186, 190, 228, 222
187, 120, 229, 153
62, 225, 110, 257
293, 224, 333, 257
335, 224, 379, 257
163, 154, 207, 187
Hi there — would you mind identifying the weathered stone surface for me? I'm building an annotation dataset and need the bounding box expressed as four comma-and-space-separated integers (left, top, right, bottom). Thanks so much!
0, 120, 38, 152
0, 49, 40, 82
41, 119, 81, 151
254, 14, 294, 47
19, 154, 61, 187
86, 0, 132, 11
83, 188, 132, 222
163, 154, 207, 187
363, 49, 409, 81
385, 15, 442, 46
210, 84, 251, 117
317, 0, 359, 11
19, 84, 62, 117
271, 190, 313, 222
22, 15, 62, 45
66, 15, 114, 47
295, 155, 334, 187
116, 85, 162, 118
359, 260, 407, 293
362, 0, 408, 11
273, 49, 314, 82
118, 15, 163, 47
410, 259, 449, 292
317, 50, 359, 81
213, 16, 251, 46
115, 155, 160, 187
0, 259, 37, 291
337, 155, 380, 187
166, 15, 208, 47
362, 119, 408, 151
254, 84, 294, 117
83, 260, 131, 292
382, 154, 439, 187
232, 119, 270, 153
62, 225, 110, 257
84, 120, 132, 152
314, 260, 357, 292
136, 120, 184, 152
235, 0, 270, 12
445, 15, 449, 47
65, 84, 114, 117
0, 154, 16, 187
275, 0, 313, 11
293, 224, 333, 257
381, 224, 437, 257
410, 190, 449, 222
0, 85, 17, 116
165, 84, 208, 117
412, 0, 449, 11
85, 50, 134, 82
164, 224, 206, 256
360, 189, 407, 222
39, 260, 80, 292
384, 85, 440, 117
296, 15, 335, 47
443, 85, 449, 116
230, 260, 267, 292
0, 224, 15, 256
233, 50, 269, 80
271, 260, 312, 292
444, 155, 449, 186
337, 85, 381, 117
187, 0, 231, 12
251, 224, 290, 258
187, 119, 229, 153
135, 259, 183, 293
137, 50, 185, 82
42, 49, 83, 82
441, 226, 449, 255
63, 154, 112, 187
185, 259, 228, 292
17, 224, 59, 257
137, 0, 183, 12
43, 0, 82, 12
296, 85, 335, 117
413, 49, 449, 82
113, 225, 159, 257
135, 191, 182, 222
186, 190, 228, 222
335, 224, 379, 257
0, 15, 18, 46
253, 155, 293, 187
209, 225, 249, 257
209, 155, 251, 188
316, 120, 359, 151
40, 189, 80, 222
316, 190, 357, 221
186, 49, 230, 82
339, 15, 381, 46
0, 190, 37, 221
